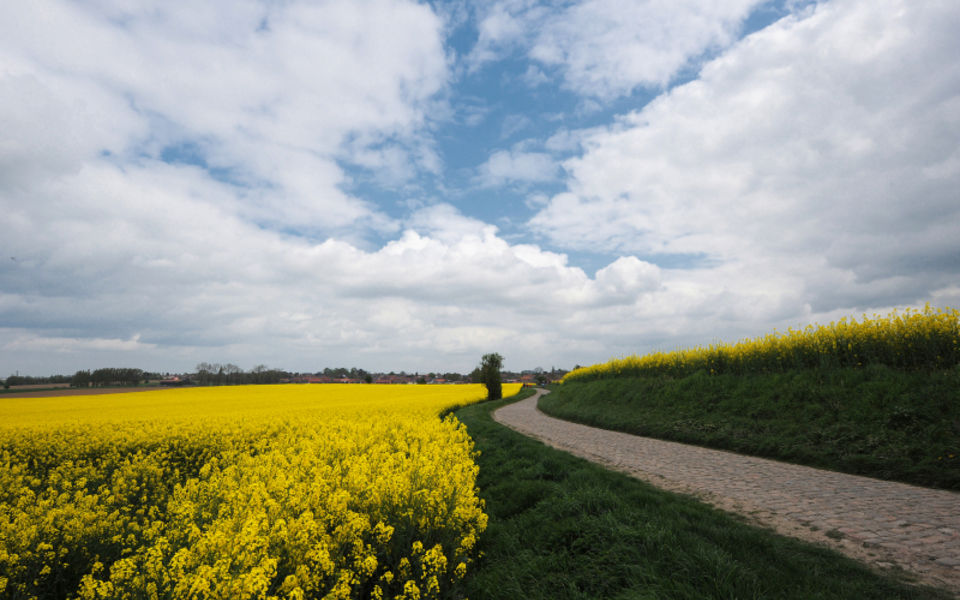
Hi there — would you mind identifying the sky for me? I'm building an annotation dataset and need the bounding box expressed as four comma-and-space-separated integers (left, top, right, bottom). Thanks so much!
2, 0, 959, 376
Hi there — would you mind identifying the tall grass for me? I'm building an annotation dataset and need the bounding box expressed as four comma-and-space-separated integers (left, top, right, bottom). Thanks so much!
564, 305, 960, 383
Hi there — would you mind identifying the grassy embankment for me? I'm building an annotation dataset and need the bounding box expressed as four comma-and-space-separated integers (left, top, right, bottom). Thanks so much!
454, 390, 950, 599
542, 306, 960, 490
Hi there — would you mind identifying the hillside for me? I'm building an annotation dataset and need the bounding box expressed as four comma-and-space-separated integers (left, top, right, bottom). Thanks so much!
543, 307, 960, 490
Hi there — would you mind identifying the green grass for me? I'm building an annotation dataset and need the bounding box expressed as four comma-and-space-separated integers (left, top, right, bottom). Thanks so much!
0, 383, 159, 394
0, 386, 69, 394
539, 365, 960, 490
454, 392, 952, 600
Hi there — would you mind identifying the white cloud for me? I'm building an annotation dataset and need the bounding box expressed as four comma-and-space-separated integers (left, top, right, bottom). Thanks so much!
465, 0, 540, 71
4, 333, 156, 353
0, 162, 663, 372
544, 129, 587, 154
0, 0, 448, 233
531, 0, 960, 316
595, 257, 661, 298
476, 149, 559, 187
4, 0, 958, 378
467, 0, 764, 100
532, 0, 764, 98
404, 203, 495, 243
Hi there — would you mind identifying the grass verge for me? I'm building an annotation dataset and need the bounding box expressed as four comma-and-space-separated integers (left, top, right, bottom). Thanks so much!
540, 365, 960, 490
454, 391, 952, 600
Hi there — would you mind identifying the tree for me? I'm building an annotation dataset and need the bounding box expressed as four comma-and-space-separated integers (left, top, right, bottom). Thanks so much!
196, 363, 213, 386
71, 370, 92, 388
4, 375, 25, 388
478, 353, 503, 400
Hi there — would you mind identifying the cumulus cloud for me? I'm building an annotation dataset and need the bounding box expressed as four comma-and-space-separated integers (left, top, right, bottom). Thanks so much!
468, 0, 764, 99
0, 0, 447, 233
595, 257, 661, 299
404, 203, 494, 243
531, 0, 764, 98
531, 0, 960, 322
0, 163, 661, 372
465, 1, 538, 71
4, 333, 156, 353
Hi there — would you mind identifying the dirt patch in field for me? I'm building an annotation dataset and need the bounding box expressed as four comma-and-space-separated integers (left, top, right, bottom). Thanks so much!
6, 383, 71, 390
1, 387, 170, 398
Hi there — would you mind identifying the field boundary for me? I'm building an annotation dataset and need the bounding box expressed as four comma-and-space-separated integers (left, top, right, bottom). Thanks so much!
0, 386, 167, 398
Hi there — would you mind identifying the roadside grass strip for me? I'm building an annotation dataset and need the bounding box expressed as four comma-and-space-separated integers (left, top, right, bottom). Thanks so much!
541, 365, 960, 490
455, 392, 952, 600
548, 306, 960, 490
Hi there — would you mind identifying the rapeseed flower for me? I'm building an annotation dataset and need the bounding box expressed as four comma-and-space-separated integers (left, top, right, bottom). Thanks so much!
563, 305, 959, 382
0, 383, 520, 599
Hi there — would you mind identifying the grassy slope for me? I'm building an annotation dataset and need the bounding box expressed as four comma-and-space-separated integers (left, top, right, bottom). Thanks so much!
454, 392, 951, 600
540, 365, 960, 490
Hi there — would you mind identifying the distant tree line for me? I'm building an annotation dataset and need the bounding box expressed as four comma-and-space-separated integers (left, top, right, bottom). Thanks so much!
194, 363, 286, 386
6, 360, 554, 391
70, 368, 148, 388
439, 372, 465, 382
312, 368, 468, 384
319, 367, 372, 382
2, 374, 72, 389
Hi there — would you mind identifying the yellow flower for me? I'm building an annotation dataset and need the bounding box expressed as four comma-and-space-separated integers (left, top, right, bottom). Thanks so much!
0, 383, 508, 599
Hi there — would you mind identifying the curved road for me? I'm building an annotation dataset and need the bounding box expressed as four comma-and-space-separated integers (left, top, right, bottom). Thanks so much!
494, 389, 960, 595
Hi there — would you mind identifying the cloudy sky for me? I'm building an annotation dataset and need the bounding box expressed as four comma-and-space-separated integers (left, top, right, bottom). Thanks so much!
2, 0, 958, 376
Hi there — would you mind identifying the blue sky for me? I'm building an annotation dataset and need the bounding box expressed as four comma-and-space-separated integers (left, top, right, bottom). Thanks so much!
2, 0, 959, 376
318, 0, 806, 267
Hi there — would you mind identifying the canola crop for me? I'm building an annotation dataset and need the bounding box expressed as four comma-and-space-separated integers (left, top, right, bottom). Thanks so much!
0, 383, 520, 600
564, 305, 960, 383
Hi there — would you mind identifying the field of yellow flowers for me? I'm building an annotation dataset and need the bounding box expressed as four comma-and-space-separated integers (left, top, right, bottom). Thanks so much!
563, 305, 960, 383
0, 383, 519, 600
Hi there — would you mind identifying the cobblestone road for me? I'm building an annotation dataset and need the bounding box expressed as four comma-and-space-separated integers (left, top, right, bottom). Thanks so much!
494, 390, 960, 595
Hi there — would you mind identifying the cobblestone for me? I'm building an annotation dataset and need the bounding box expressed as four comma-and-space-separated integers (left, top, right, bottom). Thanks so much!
494, 390, 960, 596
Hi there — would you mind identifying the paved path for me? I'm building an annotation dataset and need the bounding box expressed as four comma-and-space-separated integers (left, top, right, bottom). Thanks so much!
494, 390, 960, 595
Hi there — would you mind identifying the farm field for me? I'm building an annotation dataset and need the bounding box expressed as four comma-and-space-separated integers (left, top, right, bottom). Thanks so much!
543, 306, 960, 489
561, 305, 960, 382
0, 383, 519, 600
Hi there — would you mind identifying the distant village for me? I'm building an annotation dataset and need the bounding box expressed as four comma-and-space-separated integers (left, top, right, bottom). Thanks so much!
3, 365, 570, 390
284, 368, 567, 386
160, 365, 569, 387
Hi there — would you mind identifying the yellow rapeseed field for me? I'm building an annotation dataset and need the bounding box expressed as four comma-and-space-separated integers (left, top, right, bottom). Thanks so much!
0, 383, 521, 600
563, 305, 960, 382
